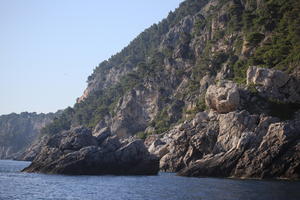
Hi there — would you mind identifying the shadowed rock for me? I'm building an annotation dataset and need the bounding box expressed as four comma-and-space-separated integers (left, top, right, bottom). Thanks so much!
22, 126, 159, 175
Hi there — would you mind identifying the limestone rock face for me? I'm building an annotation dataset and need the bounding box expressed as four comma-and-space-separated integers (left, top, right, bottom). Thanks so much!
205, 81, 240, 113
160, 16, 194, 51
215, 111, 259, 152
22, 126, 159, 175
0, 112, 60, 160
146, 114, 219, 173
234, 120, 300, 179
19, 135, 50, 161
171, 74, 300, 179
179, 117, 300, 179
247, 66, 289, 89
21, 0, 300, 181
110, 90, 149, 138
145, 65, 300, 180
246, 66, 300, 103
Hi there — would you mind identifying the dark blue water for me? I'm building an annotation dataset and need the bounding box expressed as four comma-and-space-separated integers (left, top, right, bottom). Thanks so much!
0, 160, 300, 200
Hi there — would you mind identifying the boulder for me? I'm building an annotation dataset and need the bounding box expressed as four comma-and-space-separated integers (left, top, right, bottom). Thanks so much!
246, 66, 300, 104
148, 139, 166, 154
58, 127, 98, 152
152, 103, 299, 180
215, 110, 259, 152
159, 130, 190, 172
144, 134, 160, 148
177, 112, 300, 180
178, 149, 243, 177
22, 126, 159, 175
246, 66, 300, 102
157, 116, 219, 172
247, 66, 289, 89
234, 120, 300, 179
205, 81, 240, 113
192, 112, 209, 127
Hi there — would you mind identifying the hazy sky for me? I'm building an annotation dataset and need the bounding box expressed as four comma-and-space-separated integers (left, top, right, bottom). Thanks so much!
0, 0, 183, 115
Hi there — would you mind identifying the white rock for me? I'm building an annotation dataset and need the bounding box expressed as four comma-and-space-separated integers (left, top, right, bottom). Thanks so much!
205, 81, 240, 113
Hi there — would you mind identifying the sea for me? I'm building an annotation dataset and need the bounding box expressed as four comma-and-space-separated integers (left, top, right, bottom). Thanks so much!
0, 160, 299, 200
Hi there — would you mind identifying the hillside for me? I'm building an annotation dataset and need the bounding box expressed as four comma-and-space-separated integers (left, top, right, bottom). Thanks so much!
0, 112, 59, 160
25, 0, 300, 179
43, 0, 300, 136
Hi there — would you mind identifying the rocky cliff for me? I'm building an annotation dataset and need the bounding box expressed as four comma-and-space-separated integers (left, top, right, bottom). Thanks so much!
0, 112, 59, 160
28, 0, 300, 178
147, 67, 300, 179
23, 126, 159, 175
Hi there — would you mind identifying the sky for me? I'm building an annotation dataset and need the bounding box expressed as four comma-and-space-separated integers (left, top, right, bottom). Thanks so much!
0, 0, 183, 115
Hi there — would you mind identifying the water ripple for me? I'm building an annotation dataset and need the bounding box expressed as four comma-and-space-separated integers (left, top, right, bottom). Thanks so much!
0, 160, 299, 200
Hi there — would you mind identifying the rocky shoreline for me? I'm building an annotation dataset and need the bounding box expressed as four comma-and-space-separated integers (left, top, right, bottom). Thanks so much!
16, 0, 300, 180
22, 127, 159, 175
145, 67, 300, 180
22, 67, 300, 179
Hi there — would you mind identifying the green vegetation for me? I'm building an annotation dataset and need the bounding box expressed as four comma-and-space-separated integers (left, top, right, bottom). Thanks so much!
196, 96, 207, 112
151, 107, 171, 134
193, 16, 206, 36
246, 0, 300, 71
184, 97, 207, 116
215, 0, 300, 83
41, 0, 300, 137
246, 32, 265, 47
149, 99, 184, 134
231, 60, 248, 84
213, 30, 225, 41
40, 107, 73, 135
227, 1, 243, 33
211, 52, 229, 70
168, 0, 209, 27
247, 83, 259, 94
136, 131, 148, 140
243, 11, 257, 30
